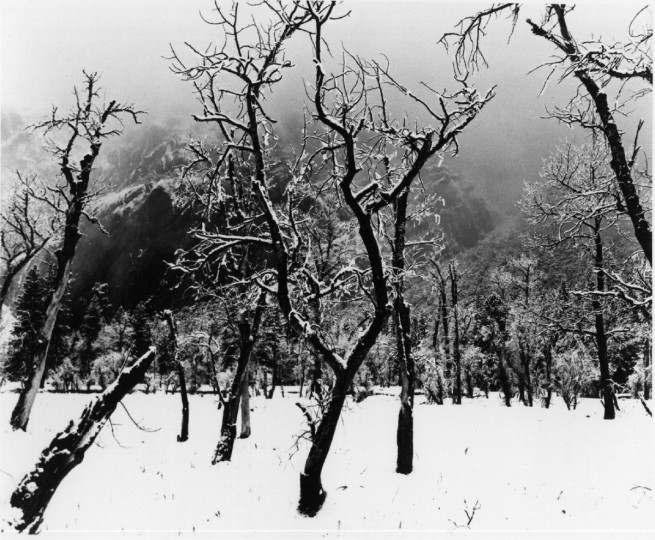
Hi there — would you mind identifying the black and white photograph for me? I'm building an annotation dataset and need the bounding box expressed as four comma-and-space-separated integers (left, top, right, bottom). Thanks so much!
0, 1, 652, 536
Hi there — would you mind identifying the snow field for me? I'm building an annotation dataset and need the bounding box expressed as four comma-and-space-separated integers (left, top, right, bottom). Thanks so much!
0, 390, 653, 533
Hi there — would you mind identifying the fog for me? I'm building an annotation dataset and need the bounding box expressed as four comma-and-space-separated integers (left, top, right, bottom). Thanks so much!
1, 1, 651, 213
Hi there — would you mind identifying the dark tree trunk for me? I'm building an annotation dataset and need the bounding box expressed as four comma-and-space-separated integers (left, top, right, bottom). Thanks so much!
543, 343, 553, 409
213, 393, 241, 464
395, 299, 414, 474
520, 343, 533, 407
10, 348, 156, 533
465, 368, 474, 399
212, 291, 266, 463
497, 353, 512, 407
267, 358, 278, 399
298, 348, 306, 398
176, 363, 190, 442
449, 264, 462, 405
592, 222, 615, 420
644, 338, 651, 401
239, 369, 251, 438
298, 375, 349, 516
517, 379, 526, 405
432, 317, 440, 350
392, 189, 415, 475
432, 264, 452, 396
164, 310, 189, 442
309, 356, 323, 400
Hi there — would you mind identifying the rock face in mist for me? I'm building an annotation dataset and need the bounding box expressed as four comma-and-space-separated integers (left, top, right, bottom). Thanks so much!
71, 178, 193, 310
3, 122, 497, 313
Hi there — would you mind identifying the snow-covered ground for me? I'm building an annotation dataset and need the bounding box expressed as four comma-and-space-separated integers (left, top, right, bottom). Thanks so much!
0, 390, 653, 534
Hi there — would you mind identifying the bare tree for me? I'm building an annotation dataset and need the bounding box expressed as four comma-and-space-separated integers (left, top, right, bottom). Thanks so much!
0, 173, 60, 316
171, 0, 493, 514
521, 140, 639, 419
442, 4, 652, 264
10, 347, 156, 533
9, 72, 142, 431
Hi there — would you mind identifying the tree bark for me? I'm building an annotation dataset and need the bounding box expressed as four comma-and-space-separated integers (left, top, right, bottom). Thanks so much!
298, 374, 349, 516
395, 299, 414, 474
392, 189, 415, 475
644, 338, 651, 401
543, 343, 553, 409
449, 264, 462, 405
10, 260, 72, 431
497, 353, 512, 407
164, 310, 189, 442
176, 363, 189, 442
239, 368, 251, 438
10, 347, 156, 533
592, 222, 615, 420
212, 290, 266, 463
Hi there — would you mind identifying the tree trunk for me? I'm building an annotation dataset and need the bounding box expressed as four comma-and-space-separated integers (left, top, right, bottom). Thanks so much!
298, 374, 349, 516
592, 222, 615, 420
239, 369, 251, 438
449, 264, 462, 405
10, 347, 156, 533
176, 363, 189, 442
10, 260, 72, 431
465, 368, 474, 399
395, 299, 414, 474
392, 189, 415, 475
164, 310, 189, 442
543, 343, 553, 409
212, 290, 266, 463
497, 353, 512, 407
213, 392, 241, 464
521, 343, 533, 407
298, 348, 306, 398
644, 338, 651, 401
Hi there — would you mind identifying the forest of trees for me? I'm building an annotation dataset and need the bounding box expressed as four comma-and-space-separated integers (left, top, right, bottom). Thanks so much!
0, 1, 651, 533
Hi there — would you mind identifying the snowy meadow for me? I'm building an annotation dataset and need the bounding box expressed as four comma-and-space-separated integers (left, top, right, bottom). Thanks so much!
1, 390, 653, 533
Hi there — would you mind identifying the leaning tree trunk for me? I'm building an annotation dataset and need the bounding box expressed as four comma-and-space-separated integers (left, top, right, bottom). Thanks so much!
212, 291, 265, 464
298, 374, 349, 516
10, 257, 73, 431
10, 347, 156, 533
239, 368, 251, 438
164, 310, 189, 442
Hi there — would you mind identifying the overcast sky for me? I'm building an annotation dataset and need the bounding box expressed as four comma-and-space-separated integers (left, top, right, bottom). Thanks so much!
1, 1, 651, 212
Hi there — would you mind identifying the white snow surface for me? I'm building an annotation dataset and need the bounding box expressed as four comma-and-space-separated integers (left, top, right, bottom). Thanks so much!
0, 390, 653, 535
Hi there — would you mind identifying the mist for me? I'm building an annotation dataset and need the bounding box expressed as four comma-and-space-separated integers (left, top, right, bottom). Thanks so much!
1, 1, 651, 213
